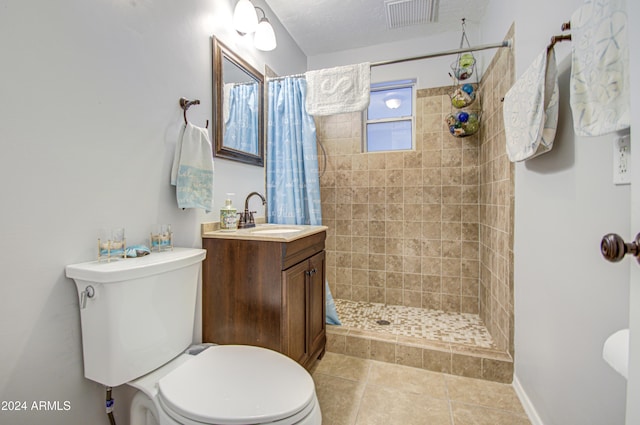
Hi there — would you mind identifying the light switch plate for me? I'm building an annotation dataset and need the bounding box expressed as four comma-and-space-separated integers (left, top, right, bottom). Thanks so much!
613, 135, 631, 185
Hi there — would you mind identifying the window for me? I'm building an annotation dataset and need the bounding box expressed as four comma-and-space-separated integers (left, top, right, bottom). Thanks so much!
364, 79, 416, 153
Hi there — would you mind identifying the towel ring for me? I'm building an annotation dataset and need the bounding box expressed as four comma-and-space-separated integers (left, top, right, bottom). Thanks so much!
179, 97, 209, 129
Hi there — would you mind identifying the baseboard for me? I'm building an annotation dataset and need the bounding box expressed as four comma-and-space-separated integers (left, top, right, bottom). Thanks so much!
513, 374, 545, 425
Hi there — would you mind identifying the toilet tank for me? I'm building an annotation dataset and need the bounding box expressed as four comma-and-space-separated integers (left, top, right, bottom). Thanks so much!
65, 248, 206, 387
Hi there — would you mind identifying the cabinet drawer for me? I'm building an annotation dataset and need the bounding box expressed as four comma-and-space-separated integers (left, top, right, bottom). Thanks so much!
280, 231, 325, 270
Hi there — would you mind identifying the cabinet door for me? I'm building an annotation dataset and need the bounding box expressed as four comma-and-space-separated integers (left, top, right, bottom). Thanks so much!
282, 260, 309, 365
307, 251, 326, 359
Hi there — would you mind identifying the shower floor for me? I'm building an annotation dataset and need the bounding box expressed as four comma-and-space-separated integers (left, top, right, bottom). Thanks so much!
334, 299, 496, 348
326, 299, 513, 383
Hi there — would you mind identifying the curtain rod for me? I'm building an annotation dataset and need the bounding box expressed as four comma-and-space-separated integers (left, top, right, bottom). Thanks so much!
266, 39, 511, 82
370, 39, 512, 67
267, 73, 305, 81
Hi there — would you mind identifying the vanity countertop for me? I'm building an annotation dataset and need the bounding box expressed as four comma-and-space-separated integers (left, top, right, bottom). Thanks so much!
201, 221, 328, 242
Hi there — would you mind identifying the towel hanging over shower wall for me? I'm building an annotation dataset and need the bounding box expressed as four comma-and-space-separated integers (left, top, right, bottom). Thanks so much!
304, 62, 371, 116
503, 46, 559, 162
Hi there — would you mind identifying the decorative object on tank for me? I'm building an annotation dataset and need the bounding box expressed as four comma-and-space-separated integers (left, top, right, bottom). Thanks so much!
150, 224, 173, 252
97, 227, 126, 262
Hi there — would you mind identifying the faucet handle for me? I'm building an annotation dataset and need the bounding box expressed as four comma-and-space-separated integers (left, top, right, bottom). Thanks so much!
249, 211, 256, 224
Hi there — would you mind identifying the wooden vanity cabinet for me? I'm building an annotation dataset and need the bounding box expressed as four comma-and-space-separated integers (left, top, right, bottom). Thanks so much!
202, 231, 326, 370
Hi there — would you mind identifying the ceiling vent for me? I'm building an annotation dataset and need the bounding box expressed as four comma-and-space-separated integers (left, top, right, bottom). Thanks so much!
384, 0, 439, 29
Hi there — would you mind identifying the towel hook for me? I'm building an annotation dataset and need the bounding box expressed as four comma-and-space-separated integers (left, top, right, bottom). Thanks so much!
179, 97, 209, 129
548, 34, 572, 50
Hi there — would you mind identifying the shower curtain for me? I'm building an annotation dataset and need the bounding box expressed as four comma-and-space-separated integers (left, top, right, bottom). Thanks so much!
266, 77, 321, 225
267, 76, 340, 325
224, 83, 259, 155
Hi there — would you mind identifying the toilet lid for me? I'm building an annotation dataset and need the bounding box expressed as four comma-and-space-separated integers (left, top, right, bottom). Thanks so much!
158, 345, 316, 425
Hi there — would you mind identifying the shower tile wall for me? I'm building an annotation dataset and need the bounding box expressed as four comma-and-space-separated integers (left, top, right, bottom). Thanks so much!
317, 26, 515, 356
477, 25, 515, 355
317, 92, 481, 314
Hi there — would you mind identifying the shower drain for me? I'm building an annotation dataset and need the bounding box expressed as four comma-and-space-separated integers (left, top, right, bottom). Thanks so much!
376, 319, 391, 325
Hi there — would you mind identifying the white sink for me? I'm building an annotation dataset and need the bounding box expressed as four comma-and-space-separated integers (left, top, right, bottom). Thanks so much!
203, 223, 328, 242
250, 228, 301, 235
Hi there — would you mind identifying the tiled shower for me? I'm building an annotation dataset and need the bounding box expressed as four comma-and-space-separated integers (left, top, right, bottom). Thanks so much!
316, 27, 515, 382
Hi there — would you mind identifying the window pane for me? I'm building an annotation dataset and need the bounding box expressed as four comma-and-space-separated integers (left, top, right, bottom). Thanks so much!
368, 87, 413, 120
366, 120, 412, 152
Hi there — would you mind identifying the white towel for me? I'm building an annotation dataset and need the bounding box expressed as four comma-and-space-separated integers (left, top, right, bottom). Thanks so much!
223, 82, 233, 125
570, 0, 629, 136
504, 47, 559, 162
170, 123, 214, 212
305, 62, 370, 116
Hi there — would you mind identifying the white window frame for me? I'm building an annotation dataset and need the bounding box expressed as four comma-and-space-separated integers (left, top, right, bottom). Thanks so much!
363, 79, 417, 153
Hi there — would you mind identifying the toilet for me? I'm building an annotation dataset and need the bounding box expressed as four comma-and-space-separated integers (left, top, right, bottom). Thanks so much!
65, 248, 321, 425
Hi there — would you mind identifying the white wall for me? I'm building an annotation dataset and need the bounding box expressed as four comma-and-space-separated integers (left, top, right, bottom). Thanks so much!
479, 0, 632, 424
0, 1, 305, 424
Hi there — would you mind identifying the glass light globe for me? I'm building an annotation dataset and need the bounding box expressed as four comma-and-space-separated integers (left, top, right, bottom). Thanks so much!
233, 0, 258, 34
254, 18, 277, 51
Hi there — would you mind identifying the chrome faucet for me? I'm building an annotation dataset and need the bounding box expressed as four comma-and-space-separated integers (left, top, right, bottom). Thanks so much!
238, 192, 267, 229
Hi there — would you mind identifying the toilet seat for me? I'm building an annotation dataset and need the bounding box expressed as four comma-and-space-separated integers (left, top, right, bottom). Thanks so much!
157, 345, 317, 425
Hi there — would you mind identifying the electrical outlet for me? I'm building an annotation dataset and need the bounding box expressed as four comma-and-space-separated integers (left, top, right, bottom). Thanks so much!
613, 135, 631, 185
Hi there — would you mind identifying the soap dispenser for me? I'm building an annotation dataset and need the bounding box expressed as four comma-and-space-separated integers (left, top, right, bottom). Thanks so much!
220, 193, 238, 231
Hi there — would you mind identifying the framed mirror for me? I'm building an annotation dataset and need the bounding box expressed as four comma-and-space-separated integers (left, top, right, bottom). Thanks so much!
212, 37, 264, 166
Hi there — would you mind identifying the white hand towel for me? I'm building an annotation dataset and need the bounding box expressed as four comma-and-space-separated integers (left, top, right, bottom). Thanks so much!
305, 62, 370, 116
570, 0, 629, 136
170, 124, 186, 186
504, 47, 559, 162
171, 123, 214, 212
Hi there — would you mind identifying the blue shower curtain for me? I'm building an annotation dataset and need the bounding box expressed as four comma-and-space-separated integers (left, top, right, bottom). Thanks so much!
224, 83, 259, 155
267, 77, 341, 325
267, 77, 321, 225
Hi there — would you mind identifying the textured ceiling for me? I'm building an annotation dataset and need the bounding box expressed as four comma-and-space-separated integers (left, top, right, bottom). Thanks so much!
264, 0, 490, 56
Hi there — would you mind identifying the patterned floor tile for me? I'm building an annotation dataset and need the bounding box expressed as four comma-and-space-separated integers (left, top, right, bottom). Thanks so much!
335, 299, 496, 349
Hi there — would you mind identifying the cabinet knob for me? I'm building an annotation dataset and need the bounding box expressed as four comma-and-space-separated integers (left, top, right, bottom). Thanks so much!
305, 268, 317, 276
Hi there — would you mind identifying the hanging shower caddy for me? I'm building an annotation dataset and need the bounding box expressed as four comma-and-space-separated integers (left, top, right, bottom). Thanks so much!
446, 19, 481, 138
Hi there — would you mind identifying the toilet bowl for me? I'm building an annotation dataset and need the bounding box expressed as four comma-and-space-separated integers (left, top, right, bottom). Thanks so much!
129, 345, 321, 425
65, 248, 321, 425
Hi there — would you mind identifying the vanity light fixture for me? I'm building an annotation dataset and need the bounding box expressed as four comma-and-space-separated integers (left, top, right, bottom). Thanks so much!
233, 0, 258, 35
232, 1, 277, 51
253, 7, 277, 51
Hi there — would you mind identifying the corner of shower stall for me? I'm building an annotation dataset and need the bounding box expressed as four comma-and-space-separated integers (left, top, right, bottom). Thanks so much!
316, 25, 516, 383
325, 299, 513, 383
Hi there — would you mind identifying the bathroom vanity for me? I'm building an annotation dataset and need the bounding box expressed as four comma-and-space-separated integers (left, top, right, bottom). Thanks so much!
201, 224, 327, 370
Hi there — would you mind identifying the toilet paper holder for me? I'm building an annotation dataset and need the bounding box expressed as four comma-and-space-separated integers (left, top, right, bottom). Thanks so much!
601, 233, 640, 263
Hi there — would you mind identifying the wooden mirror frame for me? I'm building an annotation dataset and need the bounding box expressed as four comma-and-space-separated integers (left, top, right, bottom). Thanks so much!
212, 37, 264, 166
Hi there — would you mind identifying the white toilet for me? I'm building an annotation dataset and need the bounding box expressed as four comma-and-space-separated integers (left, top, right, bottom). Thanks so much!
66, 248, 321, 425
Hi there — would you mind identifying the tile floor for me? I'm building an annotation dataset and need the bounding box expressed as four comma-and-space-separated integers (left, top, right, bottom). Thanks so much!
310, 352, 530, 425
334, 299, 496, 348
